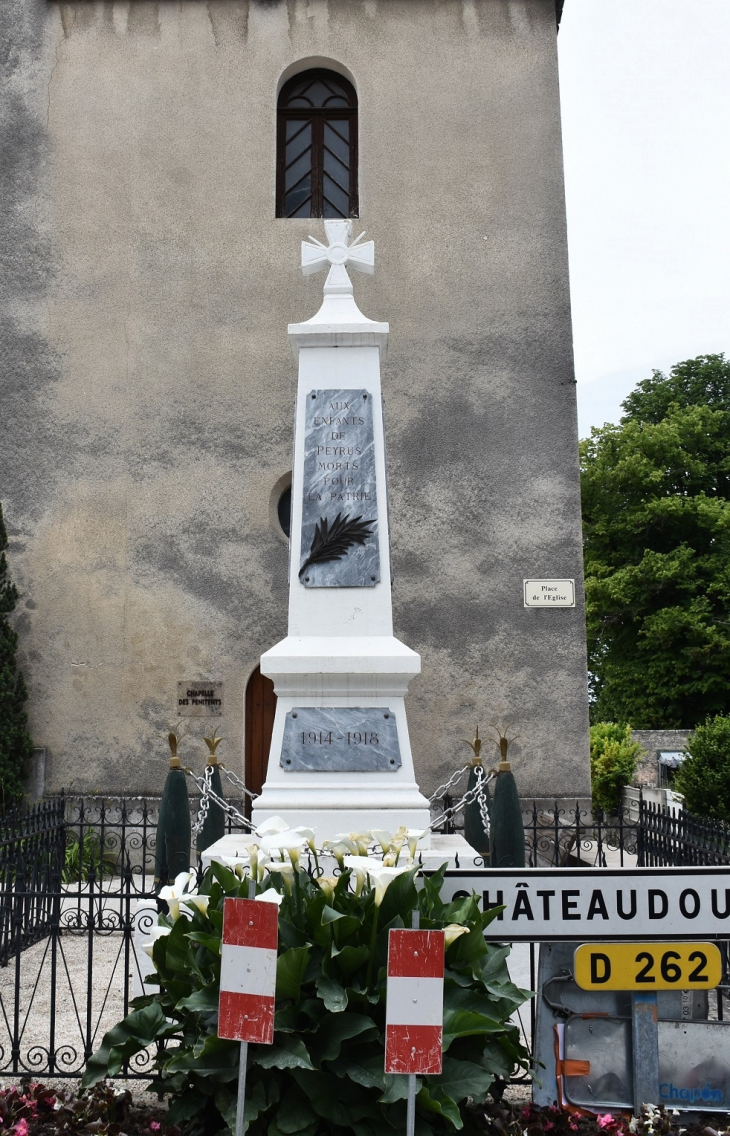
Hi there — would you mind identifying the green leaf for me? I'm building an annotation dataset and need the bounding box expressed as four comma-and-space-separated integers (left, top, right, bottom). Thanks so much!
274, 1084, 317, 1132
315, 974, 348, 1012
331, 944, 370, 980
443, 1008, 503, 1048
176, 985, 219, 1013
431, 1055, 494, 1105
419, 1083, 463, 1129
321, 904, 347, 925
254, 1035, 315, 1071
186, 932, 222, 954
379, 1073, 411, 1103
166, 1032, 239, 1079
277, 945, 312, 1001
310, 1011, 378, 1063
81, 1002, 178, 1087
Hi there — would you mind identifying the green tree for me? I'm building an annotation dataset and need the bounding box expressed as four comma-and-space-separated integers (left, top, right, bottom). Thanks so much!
589, 722, 641, 815
673, 715, 730, 823
0, 504, 33, 802
581, 353, 730, 727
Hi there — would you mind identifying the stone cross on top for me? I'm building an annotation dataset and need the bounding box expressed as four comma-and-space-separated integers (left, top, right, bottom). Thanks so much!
301, 220, 374, 297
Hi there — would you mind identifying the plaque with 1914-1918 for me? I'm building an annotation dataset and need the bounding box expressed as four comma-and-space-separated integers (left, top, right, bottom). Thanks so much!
280, 708, 401, 772
299, 389, 379, 587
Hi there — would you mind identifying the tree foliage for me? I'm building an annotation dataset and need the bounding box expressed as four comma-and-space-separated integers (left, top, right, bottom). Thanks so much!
82, 861, 529, 1135
589, 722, 641, 815
0, 504, 33, 803
673, 715, 730, 823
581, 354, 730, 728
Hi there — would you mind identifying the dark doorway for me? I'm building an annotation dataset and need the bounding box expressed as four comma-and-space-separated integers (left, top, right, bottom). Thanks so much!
244, 666, 277, 815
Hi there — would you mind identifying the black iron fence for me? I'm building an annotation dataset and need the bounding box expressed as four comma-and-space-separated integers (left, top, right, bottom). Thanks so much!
0, 792, 728, 1083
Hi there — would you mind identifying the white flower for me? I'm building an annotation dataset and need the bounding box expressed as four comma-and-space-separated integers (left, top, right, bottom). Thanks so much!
324, 840, 354, 867
267, 859, 295, 893
179, 894, 210, 917
260, 830, 307, 867
443, 924, 469, 948
158, 870, 197, 902
343, 855, 385, 873
407, 829, 427, 859
370, 828, 393, 853
366, 863, 412, 905
255, 888, 284, 906
218, 854, 251, 879
142, 924, 171, 957
256, 816, 291, 836
383, 852, 397, 867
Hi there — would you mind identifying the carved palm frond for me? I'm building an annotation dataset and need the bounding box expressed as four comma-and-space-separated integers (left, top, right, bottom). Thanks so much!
299, 511, 376, 578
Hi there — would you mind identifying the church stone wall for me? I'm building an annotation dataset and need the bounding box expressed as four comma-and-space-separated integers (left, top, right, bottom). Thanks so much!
2, 0, 591, 800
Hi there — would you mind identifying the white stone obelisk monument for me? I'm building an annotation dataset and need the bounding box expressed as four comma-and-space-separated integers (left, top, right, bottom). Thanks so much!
252, 221, 431, 838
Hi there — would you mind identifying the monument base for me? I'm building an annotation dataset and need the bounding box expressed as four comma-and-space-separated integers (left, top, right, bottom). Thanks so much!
201, 832, 481, 874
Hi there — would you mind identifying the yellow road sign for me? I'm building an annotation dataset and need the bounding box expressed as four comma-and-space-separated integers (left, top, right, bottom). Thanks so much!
574, 942, 722, 991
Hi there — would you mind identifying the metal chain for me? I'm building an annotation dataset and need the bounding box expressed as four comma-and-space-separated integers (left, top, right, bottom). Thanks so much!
191, 765, 213, 837
186, 768, 256, 832
428, 763, 471, 804
428, 770, 495, 833
474, 764, 491, 835
219, 764, 260, 801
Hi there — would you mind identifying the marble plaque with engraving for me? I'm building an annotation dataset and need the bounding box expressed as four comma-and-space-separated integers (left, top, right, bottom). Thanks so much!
280, 707, 401, 772
177, 682, 223, 716
299, 389, 380, 587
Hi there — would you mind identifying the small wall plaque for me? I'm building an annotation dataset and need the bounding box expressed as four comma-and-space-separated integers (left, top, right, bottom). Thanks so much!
177, 682, 223, 716
523, 580, 575, 608
280, 707, 401, 772
300, 389, 380, 587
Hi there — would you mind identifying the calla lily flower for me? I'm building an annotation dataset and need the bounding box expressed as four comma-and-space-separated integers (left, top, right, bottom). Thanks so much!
141, 924, 171, 957
443, 923, 469, 948
218, 854, 250, 879
255, 888, 284, 906
314, 876, 338, 901
179, 894, 210, 917
256, 816, 290, 837
158, 870, 197, 902
366, 863, 412, 906
370, 828, 393, 853
325, 841, 353, 868
268, 860, 295, 893
260, 830, 307, 867
407, 829, 427, 860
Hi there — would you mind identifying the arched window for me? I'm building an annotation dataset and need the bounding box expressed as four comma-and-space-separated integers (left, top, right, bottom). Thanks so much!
276, 68, 358, 219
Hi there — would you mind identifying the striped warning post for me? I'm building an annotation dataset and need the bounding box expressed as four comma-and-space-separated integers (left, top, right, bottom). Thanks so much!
218, 897, 278, 1045
385, 928, 445, 1074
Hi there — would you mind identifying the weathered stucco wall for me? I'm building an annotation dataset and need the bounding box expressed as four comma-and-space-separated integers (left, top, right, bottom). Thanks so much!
2, 0, 590, 799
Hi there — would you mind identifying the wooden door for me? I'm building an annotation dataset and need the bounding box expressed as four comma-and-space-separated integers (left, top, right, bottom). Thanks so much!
244, 666, 277, 815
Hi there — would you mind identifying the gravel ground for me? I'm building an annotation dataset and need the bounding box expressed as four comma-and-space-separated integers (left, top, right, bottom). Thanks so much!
0, 930, 155, 1088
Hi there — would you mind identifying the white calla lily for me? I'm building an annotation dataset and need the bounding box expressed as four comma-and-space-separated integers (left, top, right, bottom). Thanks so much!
179, 894, 210, 917
141, 924, 171, 957
366, 863, 412, 906
255, 888, 284, 906
218, 854, 250, 879
158, 870, 197, 903
443, 923, 469, 948
256, 816, 291, 837
260, 830, 307, 867
294, 826, 318, 854
370, 828, 393, 853
268, 859, 295, 893
407, 829, 427, 859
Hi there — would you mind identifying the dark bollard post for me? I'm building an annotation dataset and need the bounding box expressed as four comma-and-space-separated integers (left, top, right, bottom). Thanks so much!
154, 727, 191, 892
463, 728, 491, 859
197, 729, 226, 854
488, 726, 525, 869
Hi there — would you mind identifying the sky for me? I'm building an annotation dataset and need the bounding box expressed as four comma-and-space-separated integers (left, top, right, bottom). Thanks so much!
557, 0, 730, 439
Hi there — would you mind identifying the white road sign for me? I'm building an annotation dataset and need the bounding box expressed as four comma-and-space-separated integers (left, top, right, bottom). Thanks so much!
436, 867, 730, 941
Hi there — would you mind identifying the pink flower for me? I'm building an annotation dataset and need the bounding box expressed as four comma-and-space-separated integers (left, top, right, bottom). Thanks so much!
149, 1123, 161, 1132
13, 1120, 29, 1136
521, 1108, 532, 1120
597, 1117, 616, 1131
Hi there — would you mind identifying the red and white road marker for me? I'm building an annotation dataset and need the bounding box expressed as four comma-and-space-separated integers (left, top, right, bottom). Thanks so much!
219, 896, 279, 1136
219, 897, 278, 1044
385, 928, 445, 1075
